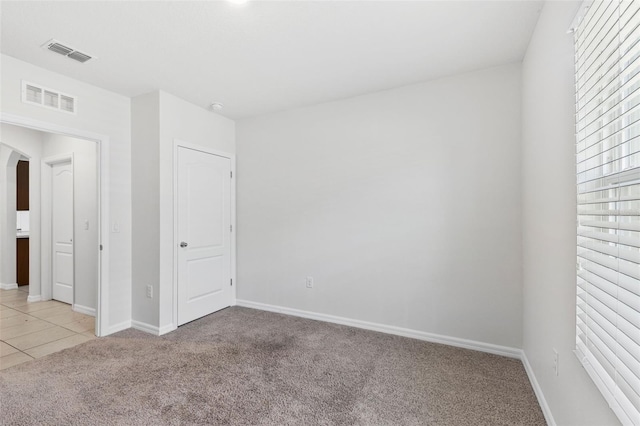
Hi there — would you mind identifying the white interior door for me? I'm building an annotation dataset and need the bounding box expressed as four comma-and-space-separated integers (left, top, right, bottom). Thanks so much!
177, 146, 231, 326
52, 160, 73, 304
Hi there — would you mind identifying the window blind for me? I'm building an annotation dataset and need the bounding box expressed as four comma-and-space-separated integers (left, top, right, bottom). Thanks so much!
575, 1, 640, 425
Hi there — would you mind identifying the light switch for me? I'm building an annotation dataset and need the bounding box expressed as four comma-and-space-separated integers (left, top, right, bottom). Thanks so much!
112, 222, 120, 233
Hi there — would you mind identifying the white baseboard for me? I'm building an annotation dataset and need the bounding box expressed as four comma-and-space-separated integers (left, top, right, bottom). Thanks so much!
73, 304, 96, 317
235, 299, 522, 359
159, 324, 177, 336
131, 320, 162, 336
107, 320, 131, 336
131, 320, 159, 335
521, 352, 555, 426
27, 294, 42, 302
0, 282, 18, 290
131, 321, 175, 336
110, 320, 175, 337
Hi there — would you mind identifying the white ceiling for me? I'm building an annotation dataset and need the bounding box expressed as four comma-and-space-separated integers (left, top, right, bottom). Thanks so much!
1, 1, 543, 119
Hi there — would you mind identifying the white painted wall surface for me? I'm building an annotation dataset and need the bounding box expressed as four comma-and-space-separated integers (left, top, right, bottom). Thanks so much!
131, 92, 160, 327
237, 63, 523, 348
521, 2, 620, 425
131, 90, 235, 331
42, 133, 98, 312
0, 124, 43, 292
1, 54, 132, 332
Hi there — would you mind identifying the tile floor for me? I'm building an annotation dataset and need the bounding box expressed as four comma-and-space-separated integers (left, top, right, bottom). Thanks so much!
0, 286, 95, 370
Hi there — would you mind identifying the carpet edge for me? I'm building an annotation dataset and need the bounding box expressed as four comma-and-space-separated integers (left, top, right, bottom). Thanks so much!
235, 299, 522, 358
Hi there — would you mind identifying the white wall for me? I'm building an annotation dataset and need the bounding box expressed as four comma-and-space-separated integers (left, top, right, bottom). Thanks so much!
1, 54, 132, 333
42, 133, 98, 312
131, 91, 160, 327
521, 2, 620, 425
0, 124, 43, 292
236, 63, 523, 349
131, 90, 235, 332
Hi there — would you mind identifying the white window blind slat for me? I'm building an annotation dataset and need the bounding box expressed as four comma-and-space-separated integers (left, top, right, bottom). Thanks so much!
577, 113, 640, 155
577, 61, 640, 133
575, 2, 640, 425
578, 192, 640, 204
584, 307, 640, 389
577, 206, 640, 216
578, 290, 640, 353
577, 274, 640, 332
577, 239, 640, 264
577, 0, 617, 57
578, 100, 640, 144
577, 171, 640, 194
578, 248, 640, 281
577, 2, 640, 81
577, 52, 621, 113
578, 229, 640, 248
579, 219, 640, 232
582, 314, 640, 412
577, 137, 640, 173
619, 315, 640, 347
576, 1, 638, 75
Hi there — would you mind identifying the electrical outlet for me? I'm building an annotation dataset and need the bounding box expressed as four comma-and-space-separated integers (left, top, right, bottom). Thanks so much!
306, 276, 314, 288
146, 285, 153, 299
553, 349, 559, 376
84, 220, 89, 230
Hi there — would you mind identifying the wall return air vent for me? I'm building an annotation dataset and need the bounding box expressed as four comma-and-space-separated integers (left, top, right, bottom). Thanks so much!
41, 39, 94, 63
21, 81, 77, 114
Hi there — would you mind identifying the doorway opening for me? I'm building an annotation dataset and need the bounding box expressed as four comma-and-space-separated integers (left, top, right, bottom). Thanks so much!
0, 114, 108, 337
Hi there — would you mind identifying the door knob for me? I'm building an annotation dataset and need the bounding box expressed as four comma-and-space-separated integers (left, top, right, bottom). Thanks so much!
180, 242, 188, 248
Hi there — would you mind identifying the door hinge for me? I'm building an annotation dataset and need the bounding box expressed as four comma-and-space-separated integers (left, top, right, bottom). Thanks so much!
99, 244, 103, 251
230, 278, 233, 286
230, 224, 233, 232
230, 171, 233, 178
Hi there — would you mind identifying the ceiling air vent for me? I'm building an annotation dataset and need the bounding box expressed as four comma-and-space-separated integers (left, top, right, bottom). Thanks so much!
47, 42, 73, 56
21, 81, 77, 114
67, 51, 92, 63
41, 39, 95, 64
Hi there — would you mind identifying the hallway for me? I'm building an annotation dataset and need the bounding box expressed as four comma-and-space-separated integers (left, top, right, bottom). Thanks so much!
0, 286, 94, 370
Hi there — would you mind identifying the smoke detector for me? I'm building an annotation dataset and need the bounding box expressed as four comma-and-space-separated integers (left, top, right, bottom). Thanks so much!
210, 102, 224, 111
41, 39, 95, 63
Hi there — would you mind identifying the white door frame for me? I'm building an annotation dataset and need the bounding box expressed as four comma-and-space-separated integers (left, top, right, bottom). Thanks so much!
0, 142, 29, 290
41, 153, 74, 304
0, 113, 109, 337
172, 139, 236, 328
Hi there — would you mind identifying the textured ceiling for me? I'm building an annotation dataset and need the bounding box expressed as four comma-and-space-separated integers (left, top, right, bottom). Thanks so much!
1, 1, 543, 119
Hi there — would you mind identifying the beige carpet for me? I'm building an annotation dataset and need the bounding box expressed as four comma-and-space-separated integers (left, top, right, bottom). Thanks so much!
0, 307, 545, 425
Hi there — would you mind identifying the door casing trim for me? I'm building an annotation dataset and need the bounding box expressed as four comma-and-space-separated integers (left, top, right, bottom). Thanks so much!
0, 113, 109, 337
